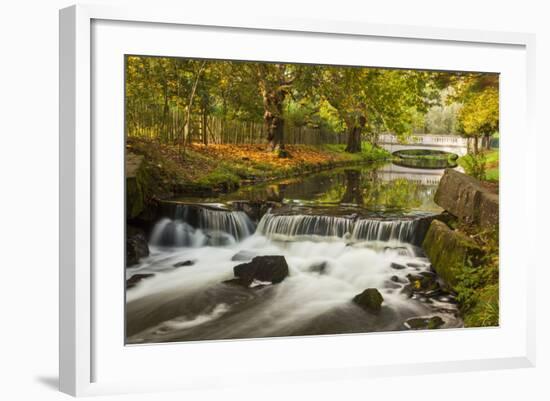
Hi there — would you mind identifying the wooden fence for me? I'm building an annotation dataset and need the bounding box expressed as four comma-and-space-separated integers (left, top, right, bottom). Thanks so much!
125, 103, 346, 146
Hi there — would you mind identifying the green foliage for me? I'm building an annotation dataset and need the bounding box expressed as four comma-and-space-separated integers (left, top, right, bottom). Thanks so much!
459, 153, 487, 180
322, 142, 390, 162
458, 87, 499, 138
315, 67, 438, 141
424, 102, 462, 135
125, 56, 499, 157
453, 226, 499, 327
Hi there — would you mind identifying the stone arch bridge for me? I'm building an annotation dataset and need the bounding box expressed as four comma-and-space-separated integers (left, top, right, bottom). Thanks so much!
378, 133, 468, 157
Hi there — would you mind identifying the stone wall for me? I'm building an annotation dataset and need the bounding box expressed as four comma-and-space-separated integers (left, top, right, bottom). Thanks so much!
434, 168, 498, 228
423, 169, 498, 290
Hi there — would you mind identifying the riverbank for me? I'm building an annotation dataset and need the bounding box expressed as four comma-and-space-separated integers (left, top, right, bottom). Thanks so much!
458, 149, 499, 182
126, 137, 390, 218
422, 169, 499, 327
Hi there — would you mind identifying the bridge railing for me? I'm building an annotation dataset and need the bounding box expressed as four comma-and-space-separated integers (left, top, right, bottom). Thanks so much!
378, 133, 468, 147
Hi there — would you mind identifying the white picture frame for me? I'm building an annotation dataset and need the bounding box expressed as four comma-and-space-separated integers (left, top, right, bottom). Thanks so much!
59, 4, 536, 397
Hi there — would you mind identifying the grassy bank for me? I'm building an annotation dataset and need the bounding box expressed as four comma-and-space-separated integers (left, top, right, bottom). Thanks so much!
458, 149, 499, 182
452, 223, 499, 327
127, 137, 390, 198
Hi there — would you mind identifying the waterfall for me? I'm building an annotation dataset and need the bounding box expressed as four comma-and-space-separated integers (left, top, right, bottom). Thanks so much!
256, 213, 430, 245
256, 214, 353, 239
150, 204, 255, 247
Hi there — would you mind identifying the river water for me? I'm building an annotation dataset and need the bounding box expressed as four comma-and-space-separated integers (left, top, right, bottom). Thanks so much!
126, 163, 462, 344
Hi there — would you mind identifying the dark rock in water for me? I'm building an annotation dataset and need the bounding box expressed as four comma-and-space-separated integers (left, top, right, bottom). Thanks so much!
406, 272, 440, 294
231, 200, 281, 222
126, 226, 149, 267
231, 250, 257, 262
391, 262, 406, 270
308, 261, 328, 274
400, 284, 413, 298
405, 316, 445, 330
352, 288, 384, 313
390, 275, 400, 282
406, 262, 425, 268
206, 231, 235, 246
384, 246, 410, 256
232, 255, 289, 286
173, 260, 195, 268
126, 273, 154, 289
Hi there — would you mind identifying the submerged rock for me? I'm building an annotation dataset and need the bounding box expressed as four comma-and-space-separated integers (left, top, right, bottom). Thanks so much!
404, 316, 445, 330
308, 261, 328, 274
353, 288, 384, 313
126, 226, 149, 267
230, 255, 289, 287
173, 260, 195, 268
231, 250, 257, 262
390, 262, 407, 270
126, 273, 154, 289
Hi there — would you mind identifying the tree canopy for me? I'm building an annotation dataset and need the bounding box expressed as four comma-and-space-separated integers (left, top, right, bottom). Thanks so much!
125, 56, 499, 155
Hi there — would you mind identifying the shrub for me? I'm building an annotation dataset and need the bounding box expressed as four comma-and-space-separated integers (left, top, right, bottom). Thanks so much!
460, 153, 487, 180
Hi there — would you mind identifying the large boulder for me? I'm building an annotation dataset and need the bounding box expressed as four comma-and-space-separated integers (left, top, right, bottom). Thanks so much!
352, 288, 384, 313
422, 220, 483, 290
126, 226, 149, 267
231, 255, 289, 286
434, 169, 498, 228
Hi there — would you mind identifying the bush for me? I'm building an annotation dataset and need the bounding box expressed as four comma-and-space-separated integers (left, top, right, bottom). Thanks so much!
460, 153, 487, 180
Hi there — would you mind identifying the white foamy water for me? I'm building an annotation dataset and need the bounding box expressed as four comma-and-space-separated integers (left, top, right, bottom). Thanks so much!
126, 214, 461, 343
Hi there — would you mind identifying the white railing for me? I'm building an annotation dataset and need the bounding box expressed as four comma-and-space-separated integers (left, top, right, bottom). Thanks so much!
378, 133, 468, 147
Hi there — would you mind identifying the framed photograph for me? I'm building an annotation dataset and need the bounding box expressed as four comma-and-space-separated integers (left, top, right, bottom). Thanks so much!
59, 4, 536, 396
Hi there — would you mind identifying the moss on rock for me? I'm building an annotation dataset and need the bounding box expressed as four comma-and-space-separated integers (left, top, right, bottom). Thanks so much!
422, 220, 483, 291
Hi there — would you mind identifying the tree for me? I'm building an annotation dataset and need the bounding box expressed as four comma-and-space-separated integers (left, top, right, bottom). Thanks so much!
254, 63, 300, 154
317, 67, 435, 153
447, 73, 499, 153
458, 86, 499, 152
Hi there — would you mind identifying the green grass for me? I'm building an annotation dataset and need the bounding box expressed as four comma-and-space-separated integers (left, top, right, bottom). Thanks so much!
458, 148, 499, 182
322, 142, 391, 162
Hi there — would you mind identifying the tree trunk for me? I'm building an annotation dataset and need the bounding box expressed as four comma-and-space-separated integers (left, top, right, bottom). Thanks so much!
180, 61, 206, 159
345, 116, 366, 153
345, 126, 362, 153
265, 112, 285, 152
484, 135, 492, 150
202, 108, 208, 146
473, 136, 479, 154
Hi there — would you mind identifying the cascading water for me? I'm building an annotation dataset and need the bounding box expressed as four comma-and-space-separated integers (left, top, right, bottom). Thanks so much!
256, 213, 431, 245
150, 205, 255, 247
126, 165, 462, 344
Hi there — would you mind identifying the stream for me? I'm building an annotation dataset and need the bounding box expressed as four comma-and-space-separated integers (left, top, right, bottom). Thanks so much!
126, 162, 463, 344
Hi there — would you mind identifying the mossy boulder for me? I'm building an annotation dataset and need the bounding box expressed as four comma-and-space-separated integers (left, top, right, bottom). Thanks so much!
126, 152, 161, 219
353, 288, 384, 313
422, 220, 483, 291
434, 169, 498, 228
